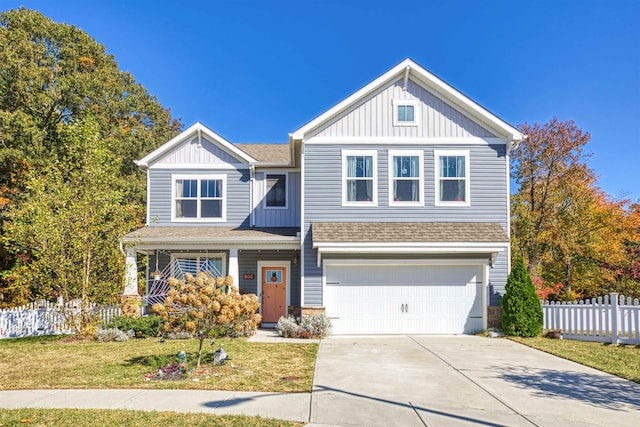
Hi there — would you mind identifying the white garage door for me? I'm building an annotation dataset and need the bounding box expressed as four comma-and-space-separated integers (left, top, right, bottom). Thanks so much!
324, 263, 483, 334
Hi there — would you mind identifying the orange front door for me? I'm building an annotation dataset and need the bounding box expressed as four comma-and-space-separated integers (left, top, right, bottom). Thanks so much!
261, 266, 287, 323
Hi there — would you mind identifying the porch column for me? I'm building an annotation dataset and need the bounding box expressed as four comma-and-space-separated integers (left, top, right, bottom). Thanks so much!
229, 248, 239, 287
124, 246, 138, 295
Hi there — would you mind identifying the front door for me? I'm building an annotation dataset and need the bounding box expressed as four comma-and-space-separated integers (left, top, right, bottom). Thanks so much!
261, 266, 287, 323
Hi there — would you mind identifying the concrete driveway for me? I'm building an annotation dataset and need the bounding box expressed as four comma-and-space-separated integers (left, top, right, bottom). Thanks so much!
309, 336, 640, 427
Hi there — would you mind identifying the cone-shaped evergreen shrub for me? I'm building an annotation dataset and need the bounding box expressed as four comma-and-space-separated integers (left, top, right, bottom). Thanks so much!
501, 257, 543, 337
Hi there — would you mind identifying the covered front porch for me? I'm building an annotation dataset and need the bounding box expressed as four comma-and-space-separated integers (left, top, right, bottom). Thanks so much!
121, 226, 301, 322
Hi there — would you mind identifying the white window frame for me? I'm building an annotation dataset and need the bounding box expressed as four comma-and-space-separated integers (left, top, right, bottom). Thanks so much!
342, 149, 378, 207
263, 171, 288, 210
171, 174, 227, 222
392, 99, 420, 127
388, 150, 424, 206
170, 252, 227, 278
434, 149, 470, 207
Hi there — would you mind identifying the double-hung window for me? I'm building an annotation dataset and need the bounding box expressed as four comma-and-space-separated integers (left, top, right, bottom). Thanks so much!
342, 150, 377, 206
434, 150, 470, 206
173, 175, 226, 221
392, 100, 419, 126
265, 173, 287, 208
389, 150, 423, 205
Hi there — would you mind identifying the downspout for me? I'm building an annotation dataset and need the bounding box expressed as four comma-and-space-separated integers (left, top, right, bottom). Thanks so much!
299, 139, 305, 307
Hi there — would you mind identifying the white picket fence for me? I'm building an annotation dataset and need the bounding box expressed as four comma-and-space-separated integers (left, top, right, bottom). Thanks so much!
0, 300, 121, 339
542, 293, 640, 344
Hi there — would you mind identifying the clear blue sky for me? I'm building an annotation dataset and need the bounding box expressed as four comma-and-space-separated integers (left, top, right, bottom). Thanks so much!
3, 1, 640, 201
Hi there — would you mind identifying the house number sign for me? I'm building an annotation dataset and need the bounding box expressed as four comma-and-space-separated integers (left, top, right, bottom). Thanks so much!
243, 273, 255, 280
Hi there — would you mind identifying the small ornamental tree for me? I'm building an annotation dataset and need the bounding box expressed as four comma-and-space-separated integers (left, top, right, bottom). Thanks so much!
501, 257, 544, 337
152, 272, 261, 368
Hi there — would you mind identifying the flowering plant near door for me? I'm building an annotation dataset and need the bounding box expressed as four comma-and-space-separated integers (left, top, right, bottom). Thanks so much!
152, 272, 261, 368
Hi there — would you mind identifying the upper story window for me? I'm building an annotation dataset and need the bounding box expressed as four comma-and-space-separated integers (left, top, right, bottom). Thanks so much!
392, 100, 419, 127
434, 150, 470, 207
342, 150, 377, 206
389, 150, 423, 206
265, 173, 287, 208
172, 174, 226, 221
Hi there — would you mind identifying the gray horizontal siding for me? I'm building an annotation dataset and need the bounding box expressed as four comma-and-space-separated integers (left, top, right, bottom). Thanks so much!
302, 143, 509, 307
238, 250, 301, 306
309, 78, 496, 139
148, 168, 250, 227
157, 136, 241, 165
254, 171, 301, 227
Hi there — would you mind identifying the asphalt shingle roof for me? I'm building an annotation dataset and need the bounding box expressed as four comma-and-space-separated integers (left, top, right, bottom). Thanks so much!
312, 222, 509, 243
123, 226, 300, 242
235, 144, 290, 163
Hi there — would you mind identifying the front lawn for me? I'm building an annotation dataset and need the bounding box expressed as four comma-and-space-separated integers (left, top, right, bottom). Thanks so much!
510, 336, 640, 383
0, 335, 317, 392
0, 408, 302, 427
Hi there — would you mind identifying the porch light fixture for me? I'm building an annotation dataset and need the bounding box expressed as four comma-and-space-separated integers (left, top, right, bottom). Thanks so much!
152, 250, 162, 281
293, 251, 298, 266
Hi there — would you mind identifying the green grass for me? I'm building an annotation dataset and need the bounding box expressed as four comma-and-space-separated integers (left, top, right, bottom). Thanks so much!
510, 336, 640, 383
0, 335, 317, 392
0, 408, 302, 427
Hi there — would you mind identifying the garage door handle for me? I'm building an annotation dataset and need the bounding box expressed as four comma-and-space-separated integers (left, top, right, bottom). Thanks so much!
405, 304, 408, 313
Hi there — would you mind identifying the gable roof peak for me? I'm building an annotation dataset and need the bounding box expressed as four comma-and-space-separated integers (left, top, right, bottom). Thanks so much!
135, 122, 256, 169
291, 58, 525, 145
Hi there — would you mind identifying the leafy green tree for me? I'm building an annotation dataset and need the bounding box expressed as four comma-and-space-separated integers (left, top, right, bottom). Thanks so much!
501, 257, 543, 337
4, 117, 139, 332
0, 8, 180, 305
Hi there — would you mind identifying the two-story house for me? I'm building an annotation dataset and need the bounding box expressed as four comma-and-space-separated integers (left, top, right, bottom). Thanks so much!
121, 58, 525, 335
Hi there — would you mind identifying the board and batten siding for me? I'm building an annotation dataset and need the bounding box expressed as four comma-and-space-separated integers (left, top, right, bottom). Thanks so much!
308, 78, 497, 139
253, 171, 301, 227
148, 168, 251, 227
302, 142, 509, 307
156, 136, 242, 165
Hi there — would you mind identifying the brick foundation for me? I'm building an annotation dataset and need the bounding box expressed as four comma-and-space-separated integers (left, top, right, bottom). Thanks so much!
487, 306, 502, 328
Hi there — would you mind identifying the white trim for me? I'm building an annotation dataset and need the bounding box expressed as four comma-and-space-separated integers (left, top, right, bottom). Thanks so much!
434, 149, 471, 207
171, 174, 227, 222
257, 260, 291, 316
313, 241, 508, 249
323, 258, 489, 266
305, 136, 507, 145
145, 169, 150, 226
506, 152, 512, 273
263, 171, 289, 210
341, 149, 378, 207
392, 99, 420, 127
136, 122, 256, 169
388, 149, 424, 206
128, 241, 300, 252
291, 58, 525, 145
300, 143, 305, 306
228, 248, 239, 286
150, 163, 248, 170
314, 243, 506, 267
482, 263, 489, 330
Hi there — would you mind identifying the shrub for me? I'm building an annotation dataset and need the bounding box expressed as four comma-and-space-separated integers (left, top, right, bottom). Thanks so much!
95, 328, 131, 342
276, 316, 300, 338
501, 257, 544, 337
106, 315, 164, 338
276, 314, 332, 338
152, 272, 261, 368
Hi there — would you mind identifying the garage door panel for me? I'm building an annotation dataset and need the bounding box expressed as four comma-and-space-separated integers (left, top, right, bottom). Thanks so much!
325, 264, 483, 334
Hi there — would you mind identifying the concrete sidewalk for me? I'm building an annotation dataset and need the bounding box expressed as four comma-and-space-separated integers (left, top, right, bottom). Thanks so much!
0, 389, 311, 422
